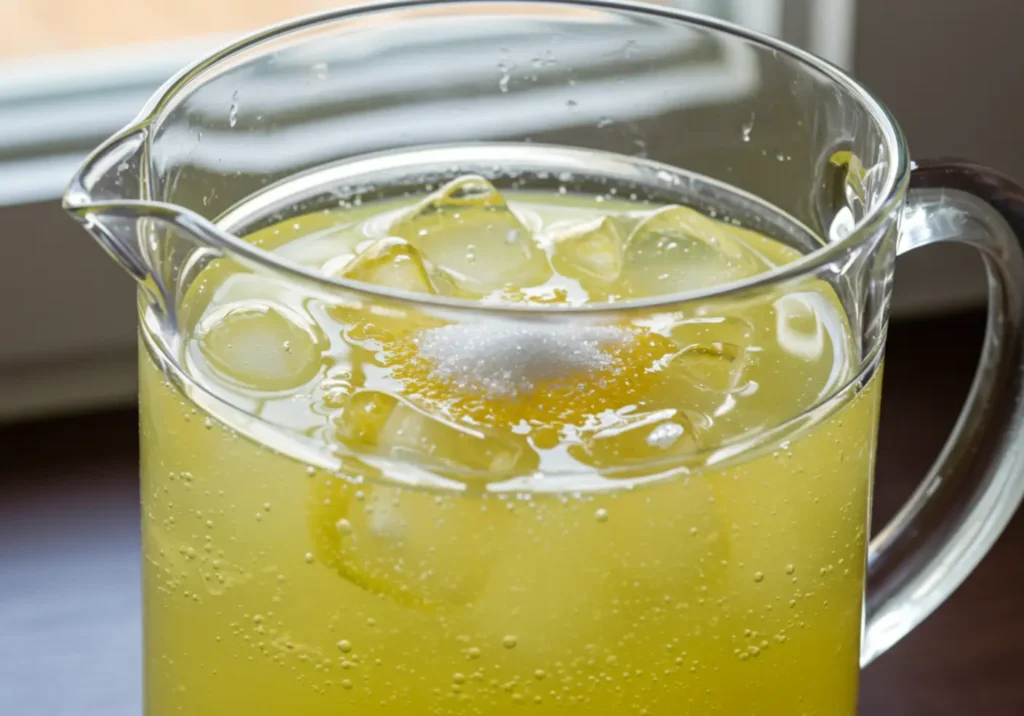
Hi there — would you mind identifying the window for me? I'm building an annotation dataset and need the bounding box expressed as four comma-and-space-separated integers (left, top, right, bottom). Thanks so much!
0, 0, 855, 421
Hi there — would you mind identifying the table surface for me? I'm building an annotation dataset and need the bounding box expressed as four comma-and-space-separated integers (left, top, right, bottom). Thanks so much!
3, 310, 1023, 715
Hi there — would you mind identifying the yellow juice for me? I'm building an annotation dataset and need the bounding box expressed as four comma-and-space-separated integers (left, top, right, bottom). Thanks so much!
141, 172, 880, 716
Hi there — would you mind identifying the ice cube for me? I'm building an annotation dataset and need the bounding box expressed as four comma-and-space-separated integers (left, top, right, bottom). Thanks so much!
622, 206, 772, 297
388, 175, 552, 294
674, 342, 749, 394
325, 239, 448, 344
195, 301, 325, 392
549, 215, 629, 283
334, 236, 441, 294
568, 409, 701, 477
335, 390, 540, 482
668, 316, 755, 394
308, 466, 511, 609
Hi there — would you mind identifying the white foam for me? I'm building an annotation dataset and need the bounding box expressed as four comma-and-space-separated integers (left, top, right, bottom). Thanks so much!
417, 323, 631, 399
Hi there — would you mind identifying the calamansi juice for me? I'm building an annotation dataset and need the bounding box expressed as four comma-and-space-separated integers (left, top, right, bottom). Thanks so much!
141, 154, 880, 716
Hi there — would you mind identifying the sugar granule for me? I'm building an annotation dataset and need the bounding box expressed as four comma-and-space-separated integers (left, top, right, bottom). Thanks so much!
417, 323, 631, 399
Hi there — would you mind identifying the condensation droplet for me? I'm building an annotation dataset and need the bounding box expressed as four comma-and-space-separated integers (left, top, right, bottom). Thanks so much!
742, 113, 755, 142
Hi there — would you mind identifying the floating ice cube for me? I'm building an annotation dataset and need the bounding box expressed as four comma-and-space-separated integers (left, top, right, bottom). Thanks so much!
549, 215, 630, 283
673, 342, 749, 394
569, 409, 700, 476
622, 206, 772, 297
667, 315, 755, 394
335, 236, 442, 294
335, 390, 540, 482
195, 301, 326, 392
388, 175, 552, 294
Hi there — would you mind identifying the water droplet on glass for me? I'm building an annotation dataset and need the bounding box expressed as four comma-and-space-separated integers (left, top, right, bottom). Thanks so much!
742, 113, 755, 142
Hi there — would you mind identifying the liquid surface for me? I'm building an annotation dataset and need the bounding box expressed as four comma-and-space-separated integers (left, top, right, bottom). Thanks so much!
142, 156, 880, 716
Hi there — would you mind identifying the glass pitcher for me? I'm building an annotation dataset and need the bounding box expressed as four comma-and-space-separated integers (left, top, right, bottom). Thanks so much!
64, 2, 1024, 715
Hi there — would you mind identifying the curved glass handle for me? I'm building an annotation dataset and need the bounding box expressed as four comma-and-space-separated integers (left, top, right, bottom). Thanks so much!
862, 160, 1024, 665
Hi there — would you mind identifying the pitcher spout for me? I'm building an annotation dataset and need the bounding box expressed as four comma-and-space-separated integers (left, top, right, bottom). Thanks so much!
63, 126, 153, 284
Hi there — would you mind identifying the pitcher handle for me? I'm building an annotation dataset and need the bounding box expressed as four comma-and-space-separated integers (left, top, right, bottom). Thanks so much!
862, 160, 1024, 665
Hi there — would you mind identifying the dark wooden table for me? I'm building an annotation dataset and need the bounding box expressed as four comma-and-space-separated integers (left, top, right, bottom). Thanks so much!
2, 310, 1022, 715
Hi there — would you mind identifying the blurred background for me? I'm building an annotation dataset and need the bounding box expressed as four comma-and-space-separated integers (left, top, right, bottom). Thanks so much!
1, 1, 1022, 714
0, 0, 1007, 421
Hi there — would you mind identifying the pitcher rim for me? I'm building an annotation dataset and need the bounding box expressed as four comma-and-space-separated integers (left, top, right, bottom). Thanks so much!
65, 0, 909, 317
